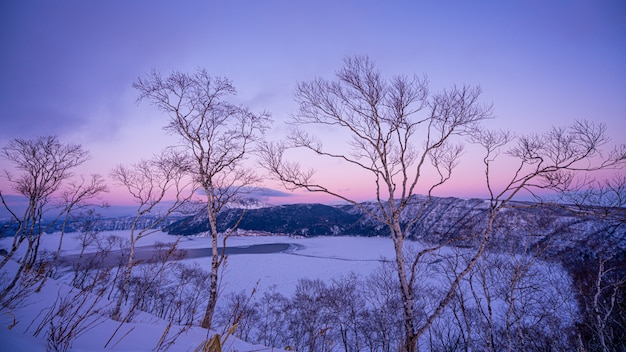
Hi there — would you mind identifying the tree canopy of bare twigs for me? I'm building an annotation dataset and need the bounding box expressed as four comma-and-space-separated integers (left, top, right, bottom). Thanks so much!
109, 149, 195, 321
261, 55, 493, 351
471, 123, 625, 351
472, 120, 626, 205
260, 55, 626, 351
133, 68, 271, 330
551, 175, 626, 350
0, 136, 107, 302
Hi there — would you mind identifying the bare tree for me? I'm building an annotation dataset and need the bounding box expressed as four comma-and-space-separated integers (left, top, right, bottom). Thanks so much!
36, 175, 109, 292
109, 149, 194, 320
284, 278, 334, 351
447, 232, 580, 351
0, 136, 107, 301
133, 69, 270, 330
467, 122, 626, 351
214, 287, 260, 342
256, 286, 290, 348
261, 55, 491, 351
558, 176, 626, 351
362, 261, 405, 351
324, 274, 368, 352
581, 253, 626, 352
261, 55, 626, 351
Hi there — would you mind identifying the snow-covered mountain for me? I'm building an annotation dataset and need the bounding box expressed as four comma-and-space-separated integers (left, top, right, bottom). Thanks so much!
224, 197, 272, 209
165, 195, 625, 258
0, 215, 186, 236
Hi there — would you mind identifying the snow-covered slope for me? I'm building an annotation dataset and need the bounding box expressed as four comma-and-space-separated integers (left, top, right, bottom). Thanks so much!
0, 255, 284, 352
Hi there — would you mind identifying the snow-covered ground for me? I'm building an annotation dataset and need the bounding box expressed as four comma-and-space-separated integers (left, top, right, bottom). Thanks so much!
216, 234, 398, 296
5, 230, 399, 295
0, 257, 277, 351
0, 231, 400, 351
0, 230, 579, 351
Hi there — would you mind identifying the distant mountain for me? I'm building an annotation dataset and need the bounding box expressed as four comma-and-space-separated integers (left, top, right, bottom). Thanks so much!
162, 196, 492, 238
165, 195, 626, 256
2, 194, 623, 259
0, 197, 264, 236
224, 197, 271, 210
0, 215, 186, 237
167, 203, 369, 237
166, 196, 498, 238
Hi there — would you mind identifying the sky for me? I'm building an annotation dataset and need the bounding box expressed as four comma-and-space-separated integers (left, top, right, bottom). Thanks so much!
1, 0, 625, 207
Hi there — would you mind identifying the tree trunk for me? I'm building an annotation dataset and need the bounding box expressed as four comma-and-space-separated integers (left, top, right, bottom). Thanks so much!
0, 241, 34, 302
201, 208, 220, 330
112, 234, 136, 321
0, 232, 24, 270
392, 224, 418, 352
201, 247, 219, 329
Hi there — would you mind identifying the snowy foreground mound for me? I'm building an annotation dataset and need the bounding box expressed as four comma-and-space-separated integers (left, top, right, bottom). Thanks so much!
0, 257, 279, 352
0, 231, 309, 351
0, 231, 397, 351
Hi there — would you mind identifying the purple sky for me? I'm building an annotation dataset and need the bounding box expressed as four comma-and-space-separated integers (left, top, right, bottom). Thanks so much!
1, 0, 625, 205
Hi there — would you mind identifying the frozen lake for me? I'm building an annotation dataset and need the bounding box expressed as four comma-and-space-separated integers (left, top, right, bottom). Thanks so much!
2, 230, 400, 296
179, 233, 398, 296
58, 242, 298, 268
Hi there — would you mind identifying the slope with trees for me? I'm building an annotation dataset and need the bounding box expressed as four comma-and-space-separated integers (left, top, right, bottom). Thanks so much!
261, 55, 626, 351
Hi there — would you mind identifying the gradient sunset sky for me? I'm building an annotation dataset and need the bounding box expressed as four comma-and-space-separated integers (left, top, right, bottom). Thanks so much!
1, 0, 625, 205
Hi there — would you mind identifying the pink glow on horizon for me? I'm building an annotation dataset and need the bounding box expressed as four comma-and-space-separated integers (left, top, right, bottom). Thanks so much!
1, 1, 624, 209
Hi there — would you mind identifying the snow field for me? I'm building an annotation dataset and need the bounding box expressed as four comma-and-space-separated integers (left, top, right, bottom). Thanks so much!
0, 230, 580, 351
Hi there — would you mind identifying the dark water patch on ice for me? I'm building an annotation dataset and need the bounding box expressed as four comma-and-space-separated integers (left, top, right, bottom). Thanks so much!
183, 243, 293, 258
58, 242, 300, 269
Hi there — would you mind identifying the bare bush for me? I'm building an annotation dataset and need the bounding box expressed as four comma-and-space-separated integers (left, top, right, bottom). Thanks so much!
110, 149, 193, 320
434, 246, 580, 351
255, 286, 290, 348
215, 288, 260, 342
33, 288, 109, 352
0, 136, 107, 302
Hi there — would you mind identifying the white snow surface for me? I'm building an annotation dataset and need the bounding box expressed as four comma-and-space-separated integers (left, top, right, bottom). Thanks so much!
0, 231, 399, 351
6, 230, 398, 295
0, 230, 578, 351
0, 257, 261, 351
